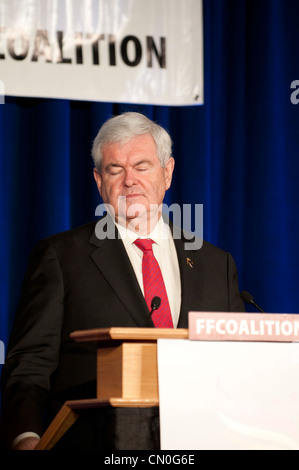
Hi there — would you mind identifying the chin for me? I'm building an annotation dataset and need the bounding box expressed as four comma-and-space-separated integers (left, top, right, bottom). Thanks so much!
125, 201, 148, 217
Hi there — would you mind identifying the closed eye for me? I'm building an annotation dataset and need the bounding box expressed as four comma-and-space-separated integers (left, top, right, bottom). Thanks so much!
106, 165, 124, 175
135, 161, 152, 172
136, 167, 148, 172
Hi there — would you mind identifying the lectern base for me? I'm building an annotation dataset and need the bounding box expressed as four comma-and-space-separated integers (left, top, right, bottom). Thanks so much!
35, 398, 159, 450
35, 328, 188, 450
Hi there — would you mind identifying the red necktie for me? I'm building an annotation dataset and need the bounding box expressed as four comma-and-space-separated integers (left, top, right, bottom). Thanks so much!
134, 239, 173, 328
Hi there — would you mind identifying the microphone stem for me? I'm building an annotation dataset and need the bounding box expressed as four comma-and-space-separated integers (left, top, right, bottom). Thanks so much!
251, 300, 265, 313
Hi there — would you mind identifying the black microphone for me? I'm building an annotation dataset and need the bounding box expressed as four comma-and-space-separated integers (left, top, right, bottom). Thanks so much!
145, 296, 161, 325
240, 290, 265, 313
150, 296, 161, 315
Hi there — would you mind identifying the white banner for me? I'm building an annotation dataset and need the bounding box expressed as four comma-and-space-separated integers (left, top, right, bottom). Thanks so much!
0, 0, 204, 105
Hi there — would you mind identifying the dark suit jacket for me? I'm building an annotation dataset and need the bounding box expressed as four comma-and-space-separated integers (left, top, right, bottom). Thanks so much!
1, 218, 244, 448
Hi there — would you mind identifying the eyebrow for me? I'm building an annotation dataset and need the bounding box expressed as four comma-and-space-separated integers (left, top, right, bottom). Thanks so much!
105, 159, 153, 171
106, 163, 123, 169
134, 159, 153, 166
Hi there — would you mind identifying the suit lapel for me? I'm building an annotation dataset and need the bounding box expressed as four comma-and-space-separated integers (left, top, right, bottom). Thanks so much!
88, 220, 151, 327
174, 233, 205, 328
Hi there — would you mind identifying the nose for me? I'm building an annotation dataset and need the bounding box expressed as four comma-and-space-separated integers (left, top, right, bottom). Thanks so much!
123, 168, 136, 187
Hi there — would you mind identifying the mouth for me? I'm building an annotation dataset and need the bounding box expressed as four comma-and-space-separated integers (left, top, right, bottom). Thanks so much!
119, 193, 144, 200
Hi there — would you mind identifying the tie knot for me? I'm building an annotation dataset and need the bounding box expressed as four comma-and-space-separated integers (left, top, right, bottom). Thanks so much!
134, 238, 154, 252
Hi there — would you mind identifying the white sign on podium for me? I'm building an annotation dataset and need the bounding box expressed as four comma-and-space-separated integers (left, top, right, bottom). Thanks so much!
157, 338, 299, 450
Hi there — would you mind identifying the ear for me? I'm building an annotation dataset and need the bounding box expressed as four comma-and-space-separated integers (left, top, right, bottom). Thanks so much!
93, 168, 102, 196
164, 157, 175, 190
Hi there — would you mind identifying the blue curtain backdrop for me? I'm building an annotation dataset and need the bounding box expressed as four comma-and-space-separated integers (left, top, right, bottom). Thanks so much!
1, 0, 299, 362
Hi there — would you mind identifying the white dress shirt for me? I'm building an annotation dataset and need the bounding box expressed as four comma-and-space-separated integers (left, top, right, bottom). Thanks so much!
116, 216, 182, 328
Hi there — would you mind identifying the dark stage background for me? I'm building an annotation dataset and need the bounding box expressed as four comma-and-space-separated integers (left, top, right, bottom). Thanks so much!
1, 0, 299, 379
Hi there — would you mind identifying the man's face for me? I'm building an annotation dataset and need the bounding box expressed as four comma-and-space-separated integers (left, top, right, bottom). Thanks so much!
93, 133, 174, 232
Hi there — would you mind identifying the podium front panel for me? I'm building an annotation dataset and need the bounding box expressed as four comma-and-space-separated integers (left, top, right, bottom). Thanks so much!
157, 339, 299, 450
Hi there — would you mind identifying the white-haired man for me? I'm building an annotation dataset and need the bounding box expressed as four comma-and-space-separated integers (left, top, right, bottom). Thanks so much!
1, 112, 244, 450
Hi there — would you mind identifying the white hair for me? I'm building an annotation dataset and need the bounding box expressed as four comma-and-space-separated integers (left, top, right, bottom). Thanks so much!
91, 112, 173, 171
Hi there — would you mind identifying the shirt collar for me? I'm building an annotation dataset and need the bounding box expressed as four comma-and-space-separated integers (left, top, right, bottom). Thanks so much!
115, 215, 172, 250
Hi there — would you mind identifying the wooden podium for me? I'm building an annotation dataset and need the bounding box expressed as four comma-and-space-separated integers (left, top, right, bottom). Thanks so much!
35, 327, 188, 450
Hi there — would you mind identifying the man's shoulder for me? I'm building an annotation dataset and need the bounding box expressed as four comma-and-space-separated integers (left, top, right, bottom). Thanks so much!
45, 220, 98, 245
201, 239, 228, 256
174, 225, 228, 259
30, 221, 99, 258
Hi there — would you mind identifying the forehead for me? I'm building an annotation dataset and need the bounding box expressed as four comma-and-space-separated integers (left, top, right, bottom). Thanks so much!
102, 134, 158, 164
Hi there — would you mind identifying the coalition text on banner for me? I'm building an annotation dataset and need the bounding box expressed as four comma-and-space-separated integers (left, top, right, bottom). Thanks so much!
0, 29, 166, 69
189, 312, 299, 342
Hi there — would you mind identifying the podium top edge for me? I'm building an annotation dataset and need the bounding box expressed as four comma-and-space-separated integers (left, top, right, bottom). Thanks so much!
70, 327, 189, 342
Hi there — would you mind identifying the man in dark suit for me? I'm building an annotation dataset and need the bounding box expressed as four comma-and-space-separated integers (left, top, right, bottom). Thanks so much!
1, 112, 244, 450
